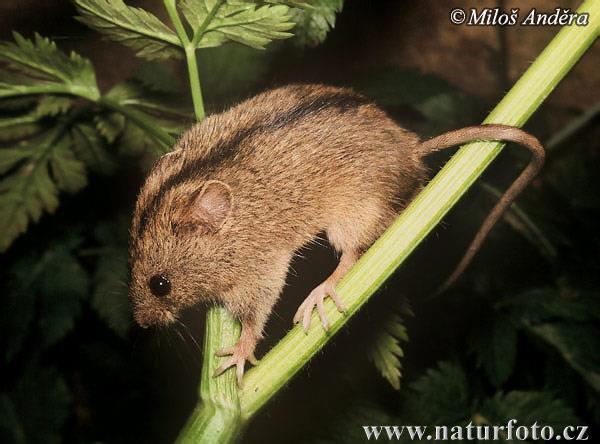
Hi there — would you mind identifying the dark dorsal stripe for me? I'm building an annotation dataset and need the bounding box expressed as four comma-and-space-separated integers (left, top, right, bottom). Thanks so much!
136, 90, 372, 238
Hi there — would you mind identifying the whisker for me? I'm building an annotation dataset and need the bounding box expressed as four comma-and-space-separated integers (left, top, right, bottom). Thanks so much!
180, 322, 203, 356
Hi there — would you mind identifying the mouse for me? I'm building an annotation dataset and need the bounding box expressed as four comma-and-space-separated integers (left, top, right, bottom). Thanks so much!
128, 84, 545, 386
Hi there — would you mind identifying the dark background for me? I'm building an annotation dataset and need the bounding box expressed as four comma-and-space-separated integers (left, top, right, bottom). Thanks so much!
0, 1, 598, 443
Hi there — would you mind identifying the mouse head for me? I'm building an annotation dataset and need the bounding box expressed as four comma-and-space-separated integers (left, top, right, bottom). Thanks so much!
129, 178, 234, 328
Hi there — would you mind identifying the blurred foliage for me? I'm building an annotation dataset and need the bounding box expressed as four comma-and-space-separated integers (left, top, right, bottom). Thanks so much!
367, 300, 412, 390
318, 362, 580, 443
0, 0, 598, 443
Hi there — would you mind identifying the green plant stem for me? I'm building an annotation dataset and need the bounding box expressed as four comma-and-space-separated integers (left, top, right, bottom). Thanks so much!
175, 307, 243, 444
184, 46, 206, 120
176, 0, 599, 441
163, 0, 206, 120
238, 0, 600, 420
163, 2, 240, 442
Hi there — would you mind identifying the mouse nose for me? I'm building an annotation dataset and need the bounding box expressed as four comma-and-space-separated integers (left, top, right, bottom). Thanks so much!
133, 310, 151, 329
133, 305, 175, 328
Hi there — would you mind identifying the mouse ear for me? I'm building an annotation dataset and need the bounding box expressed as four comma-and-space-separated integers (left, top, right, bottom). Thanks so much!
187, 180, 232, 233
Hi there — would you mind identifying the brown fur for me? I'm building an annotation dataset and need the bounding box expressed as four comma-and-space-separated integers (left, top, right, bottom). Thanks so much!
128, 84, 544, 383
130, 85, 425, 331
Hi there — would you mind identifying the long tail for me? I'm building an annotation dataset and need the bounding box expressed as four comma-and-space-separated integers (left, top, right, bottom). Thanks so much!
419, 124, 546, 294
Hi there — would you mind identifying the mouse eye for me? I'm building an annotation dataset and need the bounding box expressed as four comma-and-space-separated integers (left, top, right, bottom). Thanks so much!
149, 274, 171, 297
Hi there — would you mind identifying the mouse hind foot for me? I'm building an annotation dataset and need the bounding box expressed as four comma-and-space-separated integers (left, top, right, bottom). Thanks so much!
293, 251, 356, 333
214, 319, 260, 387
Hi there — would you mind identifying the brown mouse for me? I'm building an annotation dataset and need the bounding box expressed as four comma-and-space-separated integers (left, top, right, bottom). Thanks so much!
128, 84, 544, 386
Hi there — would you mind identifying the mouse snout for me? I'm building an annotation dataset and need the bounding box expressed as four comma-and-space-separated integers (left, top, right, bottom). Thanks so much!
133, 302, 176, 328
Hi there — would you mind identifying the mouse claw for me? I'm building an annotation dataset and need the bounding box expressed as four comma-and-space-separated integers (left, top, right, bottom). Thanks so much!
215, 346, 235, 357
214, 355, 247, 388
248, 353, 259, 366
213, 339, 258, 387
294, 281, 343, 333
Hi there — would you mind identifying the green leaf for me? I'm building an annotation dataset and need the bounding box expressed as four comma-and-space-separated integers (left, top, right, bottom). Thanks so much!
469, 313, 518, 387
92, 254, 131, 337
496, 287, 600, 391
0, 116, 41, 142
0, 255, 37, 363
368, 305, 411, 390
0, 147, 30, 175
49, 138, 88, 193
530, 323, 600, 392
0, 32, 99, 100
408, 362, 472, 425
288, 0, 343, 47
118, 120, 153, 157
135, 60, 183, 94
181, 0, 295, 49
71, 121, 117, 174
74, 0, 182, 60
480, 391, 580, 428
0, 96, 71, 143
104, 81, 188, 161
94, 113, 126, 144
498, 287, 600, 325
0, 130, 88, 252
105, 81, 190, 132
0, 233, 88, 359
198, 44, 271, 103
92, 219, 132, 337
35, 95, 73, 117
0, 364, 70, 444
37, 242, 90, 348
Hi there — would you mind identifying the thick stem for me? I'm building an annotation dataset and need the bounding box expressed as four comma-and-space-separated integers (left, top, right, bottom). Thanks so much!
238, 0, 600, 420
176, 307, 242, 444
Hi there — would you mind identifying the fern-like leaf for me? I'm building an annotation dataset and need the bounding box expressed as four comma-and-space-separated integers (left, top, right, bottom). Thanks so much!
288, 0, 343, 47
0, 233, 88, 361
105, 81, 189, 160
91, 218, 132, 337
0, 33, 99, 100
35, 96, 73, 117
0, 130, 87, 251
181, 0, 295, 49
480, 391, 580, 427
74, 0, 182, 60
408, 361, 472, 425
368, 313, 409, 390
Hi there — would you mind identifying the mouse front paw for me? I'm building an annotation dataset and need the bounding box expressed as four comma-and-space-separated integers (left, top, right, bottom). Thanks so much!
214, 340, 258, 387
